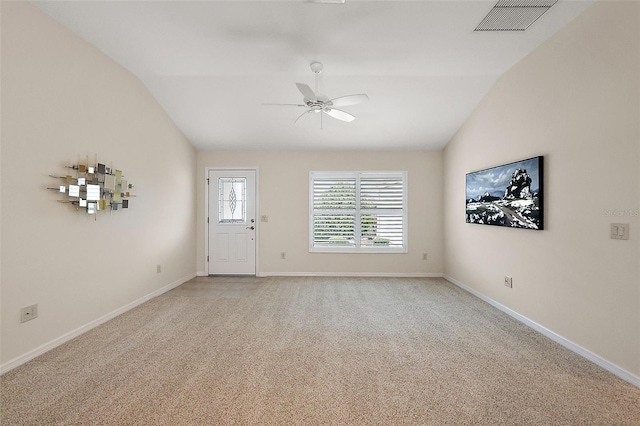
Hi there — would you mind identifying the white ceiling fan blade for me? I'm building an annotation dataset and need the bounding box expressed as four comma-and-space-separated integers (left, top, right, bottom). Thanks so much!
323, 108, 355, 122
330, 94, 369, 107
296, 83, 316, 101
294, 109, 313, 123
262, 103, 306, 107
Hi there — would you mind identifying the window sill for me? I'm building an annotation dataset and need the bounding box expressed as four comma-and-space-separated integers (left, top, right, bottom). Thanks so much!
310, 247, 407, 254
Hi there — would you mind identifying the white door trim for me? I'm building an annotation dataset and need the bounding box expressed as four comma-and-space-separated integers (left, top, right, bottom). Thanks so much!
205, 167, 259, 275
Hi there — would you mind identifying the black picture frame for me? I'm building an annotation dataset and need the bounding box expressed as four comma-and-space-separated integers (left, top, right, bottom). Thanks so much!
466, 156, 544, 230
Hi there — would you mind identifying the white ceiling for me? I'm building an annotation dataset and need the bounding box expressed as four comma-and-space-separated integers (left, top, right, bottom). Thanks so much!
32, 0, 593, 151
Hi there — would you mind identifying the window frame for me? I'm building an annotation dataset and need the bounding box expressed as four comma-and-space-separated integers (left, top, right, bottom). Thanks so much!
309, 171, 408, 253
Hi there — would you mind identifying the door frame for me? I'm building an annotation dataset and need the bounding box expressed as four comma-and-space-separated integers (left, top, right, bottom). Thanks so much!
205, 167, 259, 276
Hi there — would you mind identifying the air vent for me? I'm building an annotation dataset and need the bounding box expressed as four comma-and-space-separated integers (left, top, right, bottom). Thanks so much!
475, 0, 558, 31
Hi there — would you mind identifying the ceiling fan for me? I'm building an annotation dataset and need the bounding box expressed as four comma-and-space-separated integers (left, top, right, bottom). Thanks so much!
265, 62, 369, 127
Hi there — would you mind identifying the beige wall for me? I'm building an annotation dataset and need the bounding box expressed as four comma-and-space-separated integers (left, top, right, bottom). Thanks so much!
1, 2, 197, 367
444, 1, 639, 377
197, 151, 443, 276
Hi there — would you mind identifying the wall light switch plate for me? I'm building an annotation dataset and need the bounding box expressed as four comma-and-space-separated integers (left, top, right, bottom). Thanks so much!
611, 223, 629, 240
261, 215, 269, 222
504, 276, 513, 288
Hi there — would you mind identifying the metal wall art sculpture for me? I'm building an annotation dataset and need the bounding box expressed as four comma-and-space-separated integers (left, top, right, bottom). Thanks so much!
48, 156, 134, 219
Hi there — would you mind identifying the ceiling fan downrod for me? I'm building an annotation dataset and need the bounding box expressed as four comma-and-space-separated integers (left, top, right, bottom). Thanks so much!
310, 61, 323, 94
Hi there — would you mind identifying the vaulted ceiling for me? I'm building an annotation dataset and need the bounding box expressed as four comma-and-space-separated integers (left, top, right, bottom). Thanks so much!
32, 0, 593, 151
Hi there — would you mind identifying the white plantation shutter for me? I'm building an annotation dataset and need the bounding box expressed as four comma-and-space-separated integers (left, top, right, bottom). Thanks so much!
360, 174, 404, 247
310, 172, 407, 252
312, 176, 357, 247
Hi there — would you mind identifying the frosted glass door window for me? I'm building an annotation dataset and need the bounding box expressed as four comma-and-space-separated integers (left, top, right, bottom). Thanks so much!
219, 178, 246, 223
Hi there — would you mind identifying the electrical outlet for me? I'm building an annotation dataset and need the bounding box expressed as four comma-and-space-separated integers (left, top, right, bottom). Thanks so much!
504, 276, 513, 288
422, 253, 428, 261
157, 264, 162, 273
21, 304, 38, 323
280, 252, 286, 260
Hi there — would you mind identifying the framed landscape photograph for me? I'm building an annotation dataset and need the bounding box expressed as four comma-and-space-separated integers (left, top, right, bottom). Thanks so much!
466, 156, 544, 230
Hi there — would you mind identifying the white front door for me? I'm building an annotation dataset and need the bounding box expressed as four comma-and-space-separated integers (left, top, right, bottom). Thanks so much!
208, 169, 256, 275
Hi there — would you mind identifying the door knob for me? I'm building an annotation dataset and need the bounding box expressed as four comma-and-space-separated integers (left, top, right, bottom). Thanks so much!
246, 226, 255, 230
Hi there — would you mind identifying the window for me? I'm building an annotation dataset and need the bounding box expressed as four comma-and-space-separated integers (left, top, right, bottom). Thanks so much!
218, 177, 246, 223
310, 171, 407, 252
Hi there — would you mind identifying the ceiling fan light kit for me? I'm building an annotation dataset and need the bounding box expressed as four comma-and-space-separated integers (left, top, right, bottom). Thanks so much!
266, 62, 368, 128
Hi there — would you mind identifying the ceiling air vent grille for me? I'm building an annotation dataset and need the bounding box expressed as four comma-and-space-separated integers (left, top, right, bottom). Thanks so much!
475, 0, 558, 31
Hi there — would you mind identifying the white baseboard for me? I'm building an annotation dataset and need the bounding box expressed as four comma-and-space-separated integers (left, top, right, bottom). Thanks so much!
196, 271, 208, 277
444, 275, 640, 389
258, 272, 444, 278
0, 272, 196, 376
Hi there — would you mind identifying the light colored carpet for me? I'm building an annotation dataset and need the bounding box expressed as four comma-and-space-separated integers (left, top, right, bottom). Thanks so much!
1, 276, 639, 425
